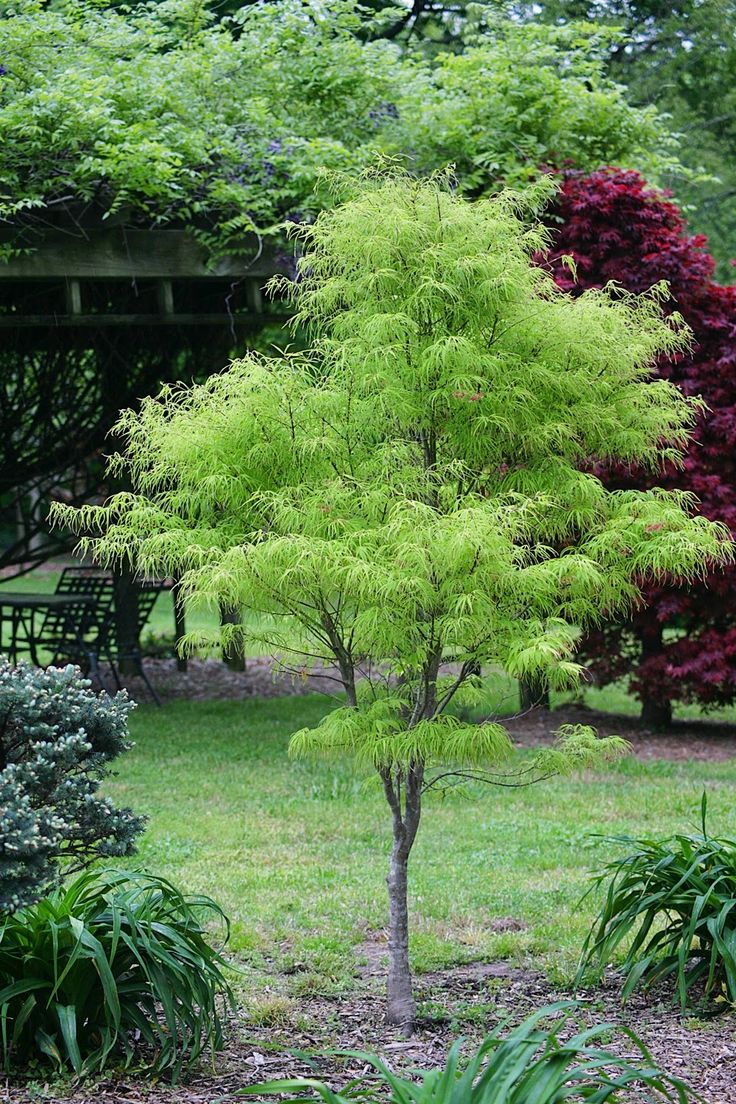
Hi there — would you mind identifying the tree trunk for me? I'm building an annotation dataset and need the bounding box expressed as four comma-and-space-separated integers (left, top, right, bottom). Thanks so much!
173, 581, 188, 673
387, 828, 414, 1026
113, 566, 141, 676
519, 676, 550, 712
382, 762, 423, 1029
640, 696, 673, 727
220, 605, 246, 672
639, 624, 672, 728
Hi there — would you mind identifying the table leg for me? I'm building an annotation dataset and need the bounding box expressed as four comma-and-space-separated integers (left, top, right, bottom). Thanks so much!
10, 607, 20, 664
27, 607, 40, 666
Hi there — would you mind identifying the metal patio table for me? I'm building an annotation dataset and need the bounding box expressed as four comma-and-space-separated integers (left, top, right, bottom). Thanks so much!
0, 591, 97, 671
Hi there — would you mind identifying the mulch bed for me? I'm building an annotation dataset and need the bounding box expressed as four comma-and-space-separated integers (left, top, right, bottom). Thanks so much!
114, 656, 736, 764
107, 656, 345, 705
504, 701, 736, 763
6, 960, 736, 1102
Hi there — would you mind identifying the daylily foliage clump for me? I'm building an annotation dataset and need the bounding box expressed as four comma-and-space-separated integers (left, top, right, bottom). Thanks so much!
55, 171, 731, 1023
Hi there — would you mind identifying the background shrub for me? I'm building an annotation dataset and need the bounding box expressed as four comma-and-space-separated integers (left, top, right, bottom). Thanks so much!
139, 629, 179, 659
0, 869, 234, 1078
0, 660, 145, 913
579, 796, 736, 1009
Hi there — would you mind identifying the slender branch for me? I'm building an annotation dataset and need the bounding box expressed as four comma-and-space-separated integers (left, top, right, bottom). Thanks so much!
364, 0, 427, 41
403, 760, 424, 851
422, 768, 557, 793
380, 765, 402, 823
432, 659, 475, 717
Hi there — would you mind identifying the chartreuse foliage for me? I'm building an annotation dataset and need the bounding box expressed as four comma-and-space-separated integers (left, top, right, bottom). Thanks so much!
0, 869, 233, 1078
579, 796, 736, 1011
240, 1002, 692, 1104
56, 169, 731, 781
2, 0, 676, 257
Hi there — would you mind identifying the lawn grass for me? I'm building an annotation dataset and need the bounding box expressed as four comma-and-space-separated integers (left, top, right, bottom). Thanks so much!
110, 695, 736, 1004
4, 566, 736, 723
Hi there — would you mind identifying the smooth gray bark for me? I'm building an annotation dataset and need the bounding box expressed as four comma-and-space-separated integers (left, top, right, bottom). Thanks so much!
382, 761, 423, 1028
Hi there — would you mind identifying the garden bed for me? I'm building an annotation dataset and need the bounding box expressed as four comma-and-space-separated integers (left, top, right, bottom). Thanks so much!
7, 963, 736, 1102
6, 690, 735, 1103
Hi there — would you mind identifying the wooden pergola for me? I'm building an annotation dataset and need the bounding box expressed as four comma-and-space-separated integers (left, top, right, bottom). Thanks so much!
0, 225, 289, 567
0, 226, 286, 329
0, 224, 290, 670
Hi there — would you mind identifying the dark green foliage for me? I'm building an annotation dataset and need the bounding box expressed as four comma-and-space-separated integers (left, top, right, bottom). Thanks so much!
241, 1002, 692, 1103
0, 869, 234, 1078
529, 0, 736, 279
139, 628, 179, 659
579, 796, 736, 1009
1, 0, 675, 259
0, 660, 144, 913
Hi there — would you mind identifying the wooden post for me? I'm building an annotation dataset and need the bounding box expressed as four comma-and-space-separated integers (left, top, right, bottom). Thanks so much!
157, 279, 175, 315
65, 278, 82, 315
244, 279, 263, 314
173, 581, 188, 673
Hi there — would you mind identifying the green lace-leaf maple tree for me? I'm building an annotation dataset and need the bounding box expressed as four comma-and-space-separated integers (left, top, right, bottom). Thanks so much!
54, 170, 732, 1026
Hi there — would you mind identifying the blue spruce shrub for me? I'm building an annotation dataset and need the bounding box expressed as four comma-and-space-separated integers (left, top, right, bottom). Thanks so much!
0, 661, 145, 912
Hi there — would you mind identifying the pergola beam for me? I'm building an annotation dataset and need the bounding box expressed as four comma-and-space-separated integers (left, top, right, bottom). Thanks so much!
0, 312, 291, 328
0, 228, 283, 280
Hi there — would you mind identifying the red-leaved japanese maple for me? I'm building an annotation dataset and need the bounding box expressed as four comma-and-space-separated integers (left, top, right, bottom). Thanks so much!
547, 168, 736, 724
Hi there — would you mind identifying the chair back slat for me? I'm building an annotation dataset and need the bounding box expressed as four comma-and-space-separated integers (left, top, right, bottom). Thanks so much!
40, 567, 163, 654
38, 568, 166, 704
36, 567, 114, 662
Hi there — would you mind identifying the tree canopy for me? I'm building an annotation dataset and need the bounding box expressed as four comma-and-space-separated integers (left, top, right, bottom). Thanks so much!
547, 167, 736, 720
523, 0, 736, 278
1, 0, 677, 259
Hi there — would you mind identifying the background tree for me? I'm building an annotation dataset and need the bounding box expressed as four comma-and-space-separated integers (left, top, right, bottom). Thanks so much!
1, 0, 679, 579
546, 167, 736, 724
522, 0, 736, 278
56, 171, 731, 1024
0, 0, 675, 257
0, 662, 145, 913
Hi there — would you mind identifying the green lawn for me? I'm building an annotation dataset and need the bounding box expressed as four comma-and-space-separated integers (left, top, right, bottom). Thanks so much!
4, 567, 736, 723
110, 695, 736, 1009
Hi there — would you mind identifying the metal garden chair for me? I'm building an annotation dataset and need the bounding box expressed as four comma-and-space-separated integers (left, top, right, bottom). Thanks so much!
38, 566, 165, 704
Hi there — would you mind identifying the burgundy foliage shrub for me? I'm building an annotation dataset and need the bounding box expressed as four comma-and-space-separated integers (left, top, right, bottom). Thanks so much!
546, 169, 736, 723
